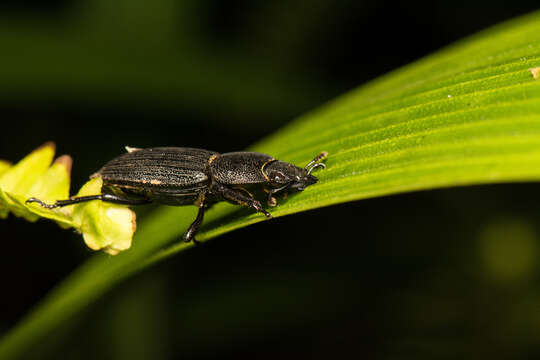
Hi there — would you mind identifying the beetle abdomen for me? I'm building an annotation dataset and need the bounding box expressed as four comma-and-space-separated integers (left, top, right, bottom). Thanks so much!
97, 147, 218, 190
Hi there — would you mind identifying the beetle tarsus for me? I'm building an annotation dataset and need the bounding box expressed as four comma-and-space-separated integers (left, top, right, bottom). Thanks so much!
26, 197, 59, 209
253, 201, 272, 219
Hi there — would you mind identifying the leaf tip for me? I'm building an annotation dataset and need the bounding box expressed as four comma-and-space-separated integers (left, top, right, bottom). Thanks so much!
54, 155, 73, 176
38, 141, 56, 153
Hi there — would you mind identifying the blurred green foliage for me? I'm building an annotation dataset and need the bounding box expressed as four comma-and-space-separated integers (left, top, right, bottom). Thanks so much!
0, 0, 327, 123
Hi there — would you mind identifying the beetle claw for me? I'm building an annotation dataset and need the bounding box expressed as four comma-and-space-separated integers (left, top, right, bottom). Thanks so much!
26, 197, 58, 209
253, 200, 272, 219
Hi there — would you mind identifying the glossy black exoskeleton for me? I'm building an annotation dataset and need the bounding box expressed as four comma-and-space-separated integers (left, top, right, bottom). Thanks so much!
27, 147, 328, 243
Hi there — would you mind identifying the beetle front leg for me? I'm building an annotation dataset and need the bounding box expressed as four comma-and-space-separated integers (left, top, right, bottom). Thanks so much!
266, 183, 290, 207
212, 183, 272, 219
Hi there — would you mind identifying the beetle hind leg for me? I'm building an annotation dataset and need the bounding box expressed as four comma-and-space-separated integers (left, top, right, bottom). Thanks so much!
26, 194, 151, 208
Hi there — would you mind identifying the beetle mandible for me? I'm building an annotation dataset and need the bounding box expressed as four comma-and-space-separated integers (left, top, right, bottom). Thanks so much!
27, 147, 328, 243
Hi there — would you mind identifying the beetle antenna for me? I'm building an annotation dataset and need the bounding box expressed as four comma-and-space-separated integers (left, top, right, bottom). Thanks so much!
307, 162, 326, 175
304, 151, 328, 174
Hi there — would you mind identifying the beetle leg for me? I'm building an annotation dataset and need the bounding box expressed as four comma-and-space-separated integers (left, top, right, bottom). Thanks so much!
212, 183, 272, 219
233, 186, 255, 200
183, 206, 205, 244
266, 183, 290, 207
267, 194, 277, 207
26, 194, 151, 208
183, 193, 207, 244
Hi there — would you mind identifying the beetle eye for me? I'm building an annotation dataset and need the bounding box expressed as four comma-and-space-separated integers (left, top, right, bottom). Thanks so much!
272, 171, 288, 183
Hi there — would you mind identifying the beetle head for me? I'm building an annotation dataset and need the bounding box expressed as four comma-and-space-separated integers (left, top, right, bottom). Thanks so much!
264, 152, 327, 192
264, 161, 314, 190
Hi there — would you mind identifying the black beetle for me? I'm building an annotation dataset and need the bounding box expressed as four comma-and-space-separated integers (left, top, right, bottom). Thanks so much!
27, 147, 327, 243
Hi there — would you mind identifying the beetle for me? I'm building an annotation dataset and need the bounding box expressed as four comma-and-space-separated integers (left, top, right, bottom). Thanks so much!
26, 147, 328, 243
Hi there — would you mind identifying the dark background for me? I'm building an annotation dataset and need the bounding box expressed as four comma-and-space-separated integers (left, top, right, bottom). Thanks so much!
2, 1, 540, 359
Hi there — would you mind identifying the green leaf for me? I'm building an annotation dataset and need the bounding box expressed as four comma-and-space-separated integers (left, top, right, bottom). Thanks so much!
3, 9, 540, 359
